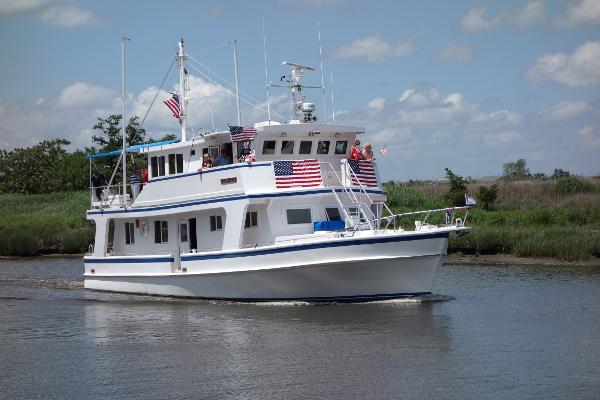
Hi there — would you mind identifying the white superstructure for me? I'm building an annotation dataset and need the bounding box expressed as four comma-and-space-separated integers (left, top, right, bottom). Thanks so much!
83, 39, 470, 301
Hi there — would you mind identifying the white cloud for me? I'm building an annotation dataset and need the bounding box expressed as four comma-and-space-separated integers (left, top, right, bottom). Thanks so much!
0, 0, 53, 14
560, 0, 600, 26
0, 0, 96, 27
39, 3, 96, 27
332, 36, 414, 63
367, 97, 386, 111
540, 101, 589, 120
576, 125, 600, 148
435, 44, 473, 61
0, 75, 243, 150
525, 41, 600, 86
461, 1, 545, 32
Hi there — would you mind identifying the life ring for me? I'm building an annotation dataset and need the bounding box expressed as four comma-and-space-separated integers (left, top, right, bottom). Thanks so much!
139, 219, 150, 237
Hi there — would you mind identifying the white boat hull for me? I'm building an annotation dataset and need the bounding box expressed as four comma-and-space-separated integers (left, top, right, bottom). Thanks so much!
84, 230, 451, 301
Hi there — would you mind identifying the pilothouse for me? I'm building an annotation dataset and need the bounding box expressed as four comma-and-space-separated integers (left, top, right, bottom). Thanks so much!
83, 38, 471, 301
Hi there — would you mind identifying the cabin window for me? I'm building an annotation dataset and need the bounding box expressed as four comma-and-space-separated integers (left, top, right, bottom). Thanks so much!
325, 207, 342, 221
245, 211, 258, 228
286, 208, 312, 224
280, 140, 294, 155
210, 215, 223, 231
168, 154, 184, 174
125, 222, 135, 245
334, 141, 348, 155
299, 140, 312, 155
154, 221, 168, 243
176, 154, 183, 173
179, 223, 188, 242
262, 140, 276, 155
190, 149, 196, 156
317, 141, 330, 155
209, 146, 220, 162
150, 155, 166, 177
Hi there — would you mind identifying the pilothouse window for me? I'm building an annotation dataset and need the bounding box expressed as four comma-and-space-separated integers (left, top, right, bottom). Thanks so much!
168, 154, 184, 174
262, 140, 276, 155
150, 156, 166, 177
317, 141, 330, 155
210, 215, 223, 231
335, 141, 348, 155
281, 140, 294, 155
299, 141, 312, 155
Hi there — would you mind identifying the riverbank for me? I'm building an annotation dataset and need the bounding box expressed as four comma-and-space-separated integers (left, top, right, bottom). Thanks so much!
1, 180, 599, 261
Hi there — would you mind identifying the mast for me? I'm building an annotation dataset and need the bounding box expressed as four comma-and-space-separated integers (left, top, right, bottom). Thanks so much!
121, 35, 129, 203
318, 21, 326, 122
230, 39, 241, 126
178, 38, 187, 142
262, 19, 271, 124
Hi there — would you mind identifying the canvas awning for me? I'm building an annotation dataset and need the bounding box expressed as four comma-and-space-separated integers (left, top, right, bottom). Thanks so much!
85, 139, 178, 159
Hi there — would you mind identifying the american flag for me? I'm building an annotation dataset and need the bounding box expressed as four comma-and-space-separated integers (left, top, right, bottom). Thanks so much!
347, 160, 378, 187
229, 125, 257, 142
273, 159, 322, 188
380, 143, 388, 157
163, 93, 181, 123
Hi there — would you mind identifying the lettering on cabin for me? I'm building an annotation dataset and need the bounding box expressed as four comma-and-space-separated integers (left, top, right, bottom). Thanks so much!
220, 177, 237, 185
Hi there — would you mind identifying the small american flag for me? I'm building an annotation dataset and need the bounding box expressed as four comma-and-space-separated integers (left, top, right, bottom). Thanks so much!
273, 159, 322, 188
229, 125, 257, 142
163, 93, 181, 123
380, 143, 388, 157
348, 160, 378, 187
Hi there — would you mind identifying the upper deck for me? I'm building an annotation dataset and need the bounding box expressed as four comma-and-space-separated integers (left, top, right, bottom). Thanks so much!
88, 121, 382, 213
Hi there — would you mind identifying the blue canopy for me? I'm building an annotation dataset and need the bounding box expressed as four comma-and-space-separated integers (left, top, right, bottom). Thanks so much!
86, 139, 178, 159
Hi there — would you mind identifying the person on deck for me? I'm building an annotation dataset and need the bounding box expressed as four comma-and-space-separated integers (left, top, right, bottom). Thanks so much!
350, 139, 364, 160
141, 163, 148, 188
202, 153, 213, 169
130, 167, 140, 200
215, 148, 232, 166
362, 143, 375, 161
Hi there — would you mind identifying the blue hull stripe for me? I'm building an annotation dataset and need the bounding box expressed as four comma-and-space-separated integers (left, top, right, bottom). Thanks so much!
88, 187, 385, 216
85, 257, 174, 264
149, 162, 272, 183
181, 231, 448, 261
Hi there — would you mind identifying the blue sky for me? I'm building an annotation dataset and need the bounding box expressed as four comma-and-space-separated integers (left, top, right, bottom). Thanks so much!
1, 0, 599, 180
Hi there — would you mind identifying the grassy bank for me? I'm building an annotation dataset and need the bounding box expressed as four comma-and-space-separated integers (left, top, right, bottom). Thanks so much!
0, 192, 93, 256
385, 178, 600, 261
1, 179, 599, 261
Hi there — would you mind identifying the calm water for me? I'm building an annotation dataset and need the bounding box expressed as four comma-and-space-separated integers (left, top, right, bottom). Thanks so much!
0, 258, 599, 399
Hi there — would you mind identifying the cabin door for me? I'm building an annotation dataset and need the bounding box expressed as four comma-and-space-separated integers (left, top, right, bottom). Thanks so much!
175, 219, 189, 271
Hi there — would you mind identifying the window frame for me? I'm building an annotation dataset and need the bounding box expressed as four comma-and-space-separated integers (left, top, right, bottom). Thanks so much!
262, 140, 277, 155
154, 220, 168, 244
325, 207, 342, 221
210, 215, 223, 232
286, 208, 313, 225
179, 222, 188, 243
317, 140, 331, 155
280, 140, 294, 155
334, 141, 348, 155
298, 140, 313, 155
176, 153, 184, 173
125, 221, 135, 245
244, 211, 258, 229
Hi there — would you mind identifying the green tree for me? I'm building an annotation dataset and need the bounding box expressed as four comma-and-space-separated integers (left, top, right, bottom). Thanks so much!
90, 114, 146, 152
0, 139, 87, 194
502, 159, 530, 181
444, 168, 468, 206
477, 184, 498, 211
552, 168, 571, 179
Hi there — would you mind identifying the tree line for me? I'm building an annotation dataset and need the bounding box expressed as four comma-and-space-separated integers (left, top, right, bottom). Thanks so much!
0, 115, 173, 194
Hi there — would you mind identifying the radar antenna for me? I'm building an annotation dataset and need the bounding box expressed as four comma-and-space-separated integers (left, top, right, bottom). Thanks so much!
270, 61, 322, 122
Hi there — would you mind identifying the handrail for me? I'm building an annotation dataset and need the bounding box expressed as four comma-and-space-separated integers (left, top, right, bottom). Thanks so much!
357, 206, 472, 231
